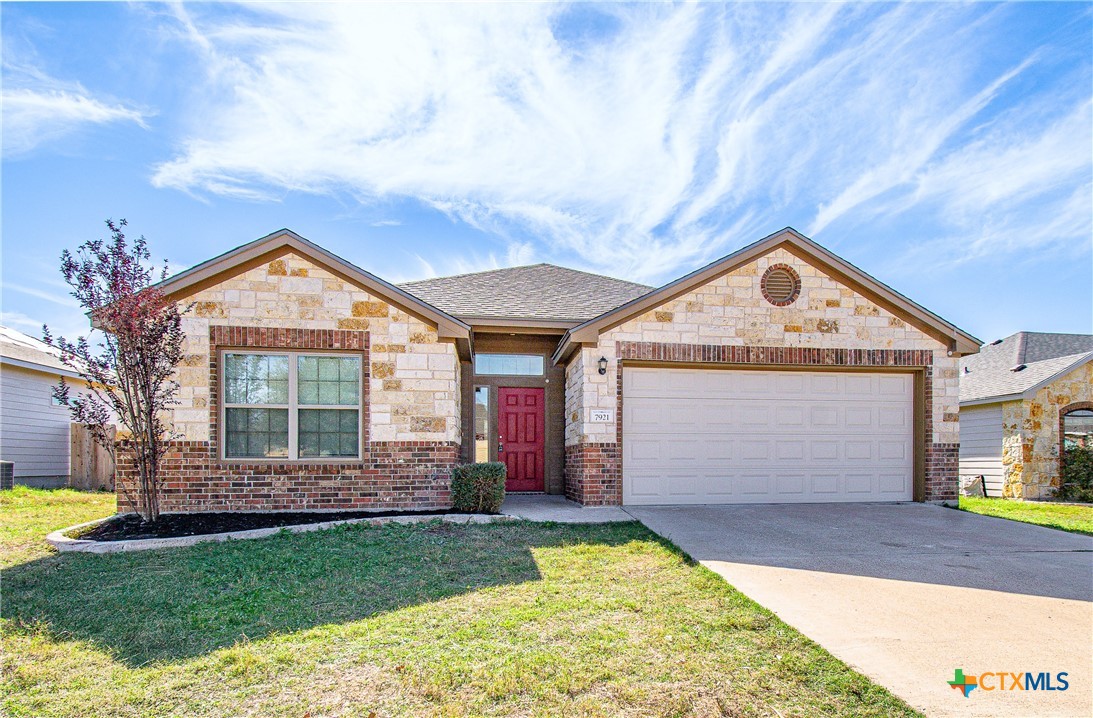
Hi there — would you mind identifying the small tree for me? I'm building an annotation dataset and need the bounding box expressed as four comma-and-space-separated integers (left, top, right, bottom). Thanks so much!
44, 219, 186, 522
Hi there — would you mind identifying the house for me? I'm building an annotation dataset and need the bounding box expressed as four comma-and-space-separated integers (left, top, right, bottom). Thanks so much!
958, 332, 1093, 499
0, 326, 90, 487
117, 227, 980, 513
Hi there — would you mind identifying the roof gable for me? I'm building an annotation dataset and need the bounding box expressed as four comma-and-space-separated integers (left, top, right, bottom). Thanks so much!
554, 227, 981, 362
156, 229, 470, 339
399, 264, 652, 324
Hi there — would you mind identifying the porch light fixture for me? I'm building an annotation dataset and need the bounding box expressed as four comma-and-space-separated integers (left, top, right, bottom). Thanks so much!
598, 356, 608, 375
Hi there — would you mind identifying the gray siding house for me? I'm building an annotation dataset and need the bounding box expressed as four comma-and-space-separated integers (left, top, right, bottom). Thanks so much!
0, 326, 84, 487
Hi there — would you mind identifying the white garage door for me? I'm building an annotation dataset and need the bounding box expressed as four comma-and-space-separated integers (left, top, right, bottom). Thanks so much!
623, 367, 914, 505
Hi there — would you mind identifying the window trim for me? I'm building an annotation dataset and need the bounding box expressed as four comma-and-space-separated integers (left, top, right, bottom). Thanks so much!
219, 348, 364, 462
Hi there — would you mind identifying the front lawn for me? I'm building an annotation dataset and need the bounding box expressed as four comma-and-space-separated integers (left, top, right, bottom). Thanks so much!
0, 486, 116, 568
1, 491, 917, 718
959, 495, 1093, 536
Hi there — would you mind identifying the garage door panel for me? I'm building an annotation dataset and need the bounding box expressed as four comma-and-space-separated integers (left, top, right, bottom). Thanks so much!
623, 368, 913, 505
811, 473, 839, 494
775, 405, 806, 428
775, 474, 806, 495
810, 374, 840, 394
738, 474, 770, 495
810, 406, 839, 427
775, 441, 806, 460
845, 473, 874, 494
774, 373, 806, 393
879, 472, 910, 495
810, 441, 840, 460
739, 439, 771, 460
878, 440, 909, 461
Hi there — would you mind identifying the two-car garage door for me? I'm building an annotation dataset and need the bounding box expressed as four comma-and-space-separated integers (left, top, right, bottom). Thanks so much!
622, 367, 914, 505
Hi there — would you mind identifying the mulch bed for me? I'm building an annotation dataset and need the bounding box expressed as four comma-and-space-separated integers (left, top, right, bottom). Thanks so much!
75, 509, 470, 542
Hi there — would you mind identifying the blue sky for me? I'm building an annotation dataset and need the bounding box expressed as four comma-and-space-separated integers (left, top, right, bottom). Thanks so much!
2, 2, 1091, 343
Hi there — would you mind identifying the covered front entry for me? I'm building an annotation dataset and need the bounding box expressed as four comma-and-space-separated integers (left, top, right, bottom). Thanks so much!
622, 367, 915, 505
498, 386, 546, 492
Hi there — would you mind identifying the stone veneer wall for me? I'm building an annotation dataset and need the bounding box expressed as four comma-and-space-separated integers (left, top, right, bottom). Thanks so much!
118, 252, 462, 513
1000, 362, 1092, 499
563, 247, 961, 505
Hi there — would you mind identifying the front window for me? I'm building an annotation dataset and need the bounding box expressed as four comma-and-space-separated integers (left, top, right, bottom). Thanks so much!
474, 353, 544, 376
223, 352, 361, 459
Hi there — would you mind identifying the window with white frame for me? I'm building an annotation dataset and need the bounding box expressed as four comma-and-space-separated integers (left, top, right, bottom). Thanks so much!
222, 352, 361, 459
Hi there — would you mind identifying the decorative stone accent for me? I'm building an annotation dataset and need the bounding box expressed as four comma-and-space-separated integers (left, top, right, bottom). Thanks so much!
1000, 362, 1092, 499
267, 259, 287, 276
352, 301, 389, 317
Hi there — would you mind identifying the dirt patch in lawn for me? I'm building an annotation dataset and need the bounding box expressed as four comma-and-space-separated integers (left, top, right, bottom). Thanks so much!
75, 508, 476, 541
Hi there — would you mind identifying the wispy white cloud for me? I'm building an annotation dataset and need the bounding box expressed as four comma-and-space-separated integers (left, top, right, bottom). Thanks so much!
1, 56, 148, 157
151, 3, 1091, 281
3, 282, 78, 307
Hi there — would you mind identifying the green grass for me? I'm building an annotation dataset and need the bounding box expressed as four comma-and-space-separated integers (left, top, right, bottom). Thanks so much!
1, 491, 917, 717
959, 496, 1093, 536
0, 486, 116, 568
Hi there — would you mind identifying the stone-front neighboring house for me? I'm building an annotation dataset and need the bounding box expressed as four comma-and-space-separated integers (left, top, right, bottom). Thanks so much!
116, 227, 980, 514
958, 332, 1093, 499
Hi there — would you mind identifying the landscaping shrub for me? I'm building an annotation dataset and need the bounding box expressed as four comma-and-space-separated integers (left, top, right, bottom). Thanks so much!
451, 462, 506, 513
1057, 446, 1093, 502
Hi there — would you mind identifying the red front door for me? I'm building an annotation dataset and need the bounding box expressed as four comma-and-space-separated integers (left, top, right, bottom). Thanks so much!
498, 387, 545, 492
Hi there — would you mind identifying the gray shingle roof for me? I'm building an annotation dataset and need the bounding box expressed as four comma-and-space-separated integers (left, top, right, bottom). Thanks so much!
959, 331, 1093, 403
399, 263, 653, 322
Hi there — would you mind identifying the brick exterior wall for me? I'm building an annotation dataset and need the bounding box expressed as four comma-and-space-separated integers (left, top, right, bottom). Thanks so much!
564, 443, 620, 506
563, 341, 959, 504
117, 441, 459, 513
119, 323, 460, 514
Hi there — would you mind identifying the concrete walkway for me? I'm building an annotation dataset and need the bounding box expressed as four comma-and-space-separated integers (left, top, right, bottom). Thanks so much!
628, 503, 1093, 718
501, 494, 633, 523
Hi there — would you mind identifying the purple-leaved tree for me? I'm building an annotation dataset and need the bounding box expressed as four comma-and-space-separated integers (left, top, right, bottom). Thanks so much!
44, 219, 186, 522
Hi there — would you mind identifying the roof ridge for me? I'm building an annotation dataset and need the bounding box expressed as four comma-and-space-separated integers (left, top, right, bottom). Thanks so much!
399, 262, 653, 289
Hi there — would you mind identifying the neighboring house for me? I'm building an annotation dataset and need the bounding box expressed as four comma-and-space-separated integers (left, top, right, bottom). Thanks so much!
959, 332, 1093, 499
116, 226, 979, 514
0, 326, 85, 487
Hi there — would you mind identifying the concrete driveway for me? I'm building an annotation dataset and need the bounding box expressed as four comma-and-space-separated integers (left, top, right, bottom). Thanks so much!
627, 503, 1093, 718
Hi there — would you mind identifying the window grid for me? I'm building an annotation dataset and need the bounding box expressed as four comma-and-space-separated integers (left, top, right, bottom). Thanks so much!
221, 350, 362, 460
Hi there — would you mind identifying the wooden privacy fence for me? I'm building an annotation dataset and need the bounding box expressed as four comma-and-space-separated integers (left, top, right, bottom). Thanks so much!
70, 423, 115, 491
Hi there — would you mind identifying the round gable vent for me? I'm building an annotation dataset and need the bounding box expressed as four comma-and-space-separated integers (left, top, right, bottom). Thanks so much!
761, 264, 801, 306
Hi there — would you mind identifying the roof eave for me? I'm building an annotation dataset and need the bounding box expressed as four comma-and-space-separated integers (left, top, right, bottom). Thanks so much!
0, 355, 83, 380
156, 229, 471, 340
553, 227, 981, 361
959, 352, 1093, 407
1017, 352, 1093, 399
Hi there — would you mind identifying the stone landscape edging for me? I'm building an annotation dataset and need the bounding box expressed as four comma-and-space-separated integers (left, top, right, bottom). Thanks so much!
46, 512, 515, 555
